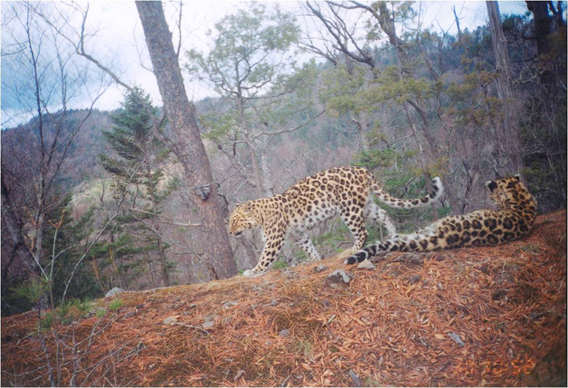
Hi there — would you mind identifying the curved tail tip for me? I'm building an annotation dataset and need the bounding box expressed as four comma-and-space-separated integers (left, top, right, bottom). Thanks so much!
431, 176, 444, 198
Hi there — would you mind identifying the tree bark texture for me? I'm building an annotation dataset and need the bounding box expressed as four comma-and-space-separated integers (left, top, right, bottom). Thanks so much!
486, 1, 525, 177
526, 2, 554, 55
526, 1, 567, 96
136, 1, 236, 279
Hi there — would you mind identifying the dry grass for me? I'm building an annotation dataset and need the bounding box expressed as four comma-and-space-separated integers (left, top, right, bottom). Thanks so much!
2, 211, 566, 386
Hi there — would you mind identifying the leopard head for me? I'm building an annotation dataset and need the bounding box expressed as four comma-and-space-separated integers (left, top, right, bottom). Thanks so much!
486, 174, 529, 209
229, 201, 259, 236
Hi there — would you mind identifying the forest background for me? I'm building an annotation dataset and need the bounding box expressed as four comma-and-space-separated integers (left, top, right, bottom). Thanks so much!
1, 0, 566, 316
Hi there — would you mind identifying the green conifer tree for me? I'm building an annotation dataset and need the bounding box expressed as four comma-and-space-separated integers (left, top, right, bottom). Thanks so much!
99, 87, 176, 287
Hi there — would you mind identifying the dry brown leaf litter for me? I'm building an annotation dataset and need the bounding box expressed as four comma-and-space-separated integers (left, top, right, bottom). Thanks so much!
2, 211, 566, 386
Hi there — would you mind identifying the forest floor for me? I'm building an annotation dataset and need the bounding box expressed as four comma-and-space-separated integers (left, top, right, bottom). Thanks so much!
2, 211, 566, 387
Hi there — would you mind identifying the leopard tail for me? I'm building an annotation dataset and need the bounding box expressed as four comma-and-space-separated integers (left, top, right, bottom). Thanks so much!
371, 176, 444, 209
345, 235, 427, 264
344, 242, 384, 264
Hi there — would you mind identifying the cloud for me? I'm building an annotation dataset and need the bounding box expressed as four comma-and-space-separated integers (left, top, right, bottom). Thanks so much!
2, 0, 531, 127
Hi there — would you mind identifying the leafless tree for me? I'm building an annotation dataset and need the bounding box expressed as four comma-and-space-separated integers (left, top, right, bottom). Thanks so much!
1, 1, 111, 306
135, 1, 237, 279
186, 3, 325, 199
32, 1, 238, 280
303, 1, 447, 216
486, 1, 525, 177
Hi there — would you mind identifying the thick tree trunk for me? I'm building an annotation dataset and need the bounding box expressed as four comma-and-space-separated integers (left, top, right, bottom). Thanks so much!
486, 1, 525, 177
526, 2, 553, 52
526, 1, 567, 97
136, 1, 236, 279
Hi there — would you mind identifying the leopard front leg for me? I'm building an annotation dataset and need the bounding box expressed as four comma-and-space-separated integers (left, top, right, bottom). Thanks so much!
243, 232, 286, 277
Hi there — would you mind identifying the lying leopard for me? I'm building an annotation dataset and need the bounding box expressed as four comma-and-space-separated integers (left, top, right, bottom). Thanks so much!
229, 166, 443, 276
345, 174, 537, 265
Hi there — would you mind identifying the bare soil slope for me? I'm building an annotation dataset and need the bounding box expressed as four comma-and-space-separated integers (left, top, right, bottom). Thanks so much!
2, 211, 566, 386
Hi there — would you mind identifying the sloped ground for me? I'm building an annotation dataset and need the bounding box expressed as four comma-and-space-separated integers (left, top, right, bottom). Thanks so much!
2, 211, 566, 387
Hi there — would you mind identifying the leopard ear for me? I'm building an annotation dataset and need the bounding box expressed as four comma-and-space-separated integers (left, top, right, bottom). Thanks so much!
244, 202, 253, 213
513, 174, 521, 181
486, 180, 498, 192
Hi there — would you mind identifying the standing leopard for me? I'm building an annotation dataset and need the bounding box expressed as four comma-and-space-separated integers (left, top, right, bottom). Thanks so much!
229, 166, 444, 276
345, 174, 537, 265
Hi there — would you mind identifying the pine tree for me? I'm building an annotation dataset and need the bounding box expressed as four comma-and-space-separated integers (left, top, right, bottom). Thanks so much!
99, 87, 176, 287
43, 193, 102, 303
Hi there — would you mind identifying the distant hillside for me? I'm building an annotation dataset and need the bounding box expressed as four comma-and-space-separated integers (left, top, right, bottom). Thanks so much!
2, 211, 565, 386
1, 109, 113, 189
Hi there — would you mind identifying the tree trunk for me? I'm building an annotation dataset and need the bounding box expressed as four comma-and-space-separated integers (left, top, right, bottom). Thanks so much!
526, 2, 553, 51
245, 134, 265, 199
259, 136, 275, 197
157, 233, 170, 287
151, 215, 170, 287
136, 1, 236, 279
486, 1, 525, 177
526, 1, 566, 97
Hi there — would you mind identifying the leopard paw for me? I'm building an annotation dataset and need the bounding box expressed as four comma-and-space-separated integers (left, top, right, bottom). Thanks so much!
243, 269, 265, 277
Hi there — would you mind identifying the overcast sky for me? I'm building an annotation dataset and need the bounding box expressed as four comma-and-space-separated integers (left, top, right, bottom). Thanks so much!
86, 0, 528, 110
1, 1, 529, 126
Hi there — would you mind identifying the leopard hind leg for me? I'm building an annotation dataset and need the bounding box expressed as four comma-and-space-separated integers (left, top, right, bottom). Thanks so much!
335, 206, 369, 261
289, 230, 321, 262
364, 202, 396, 238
